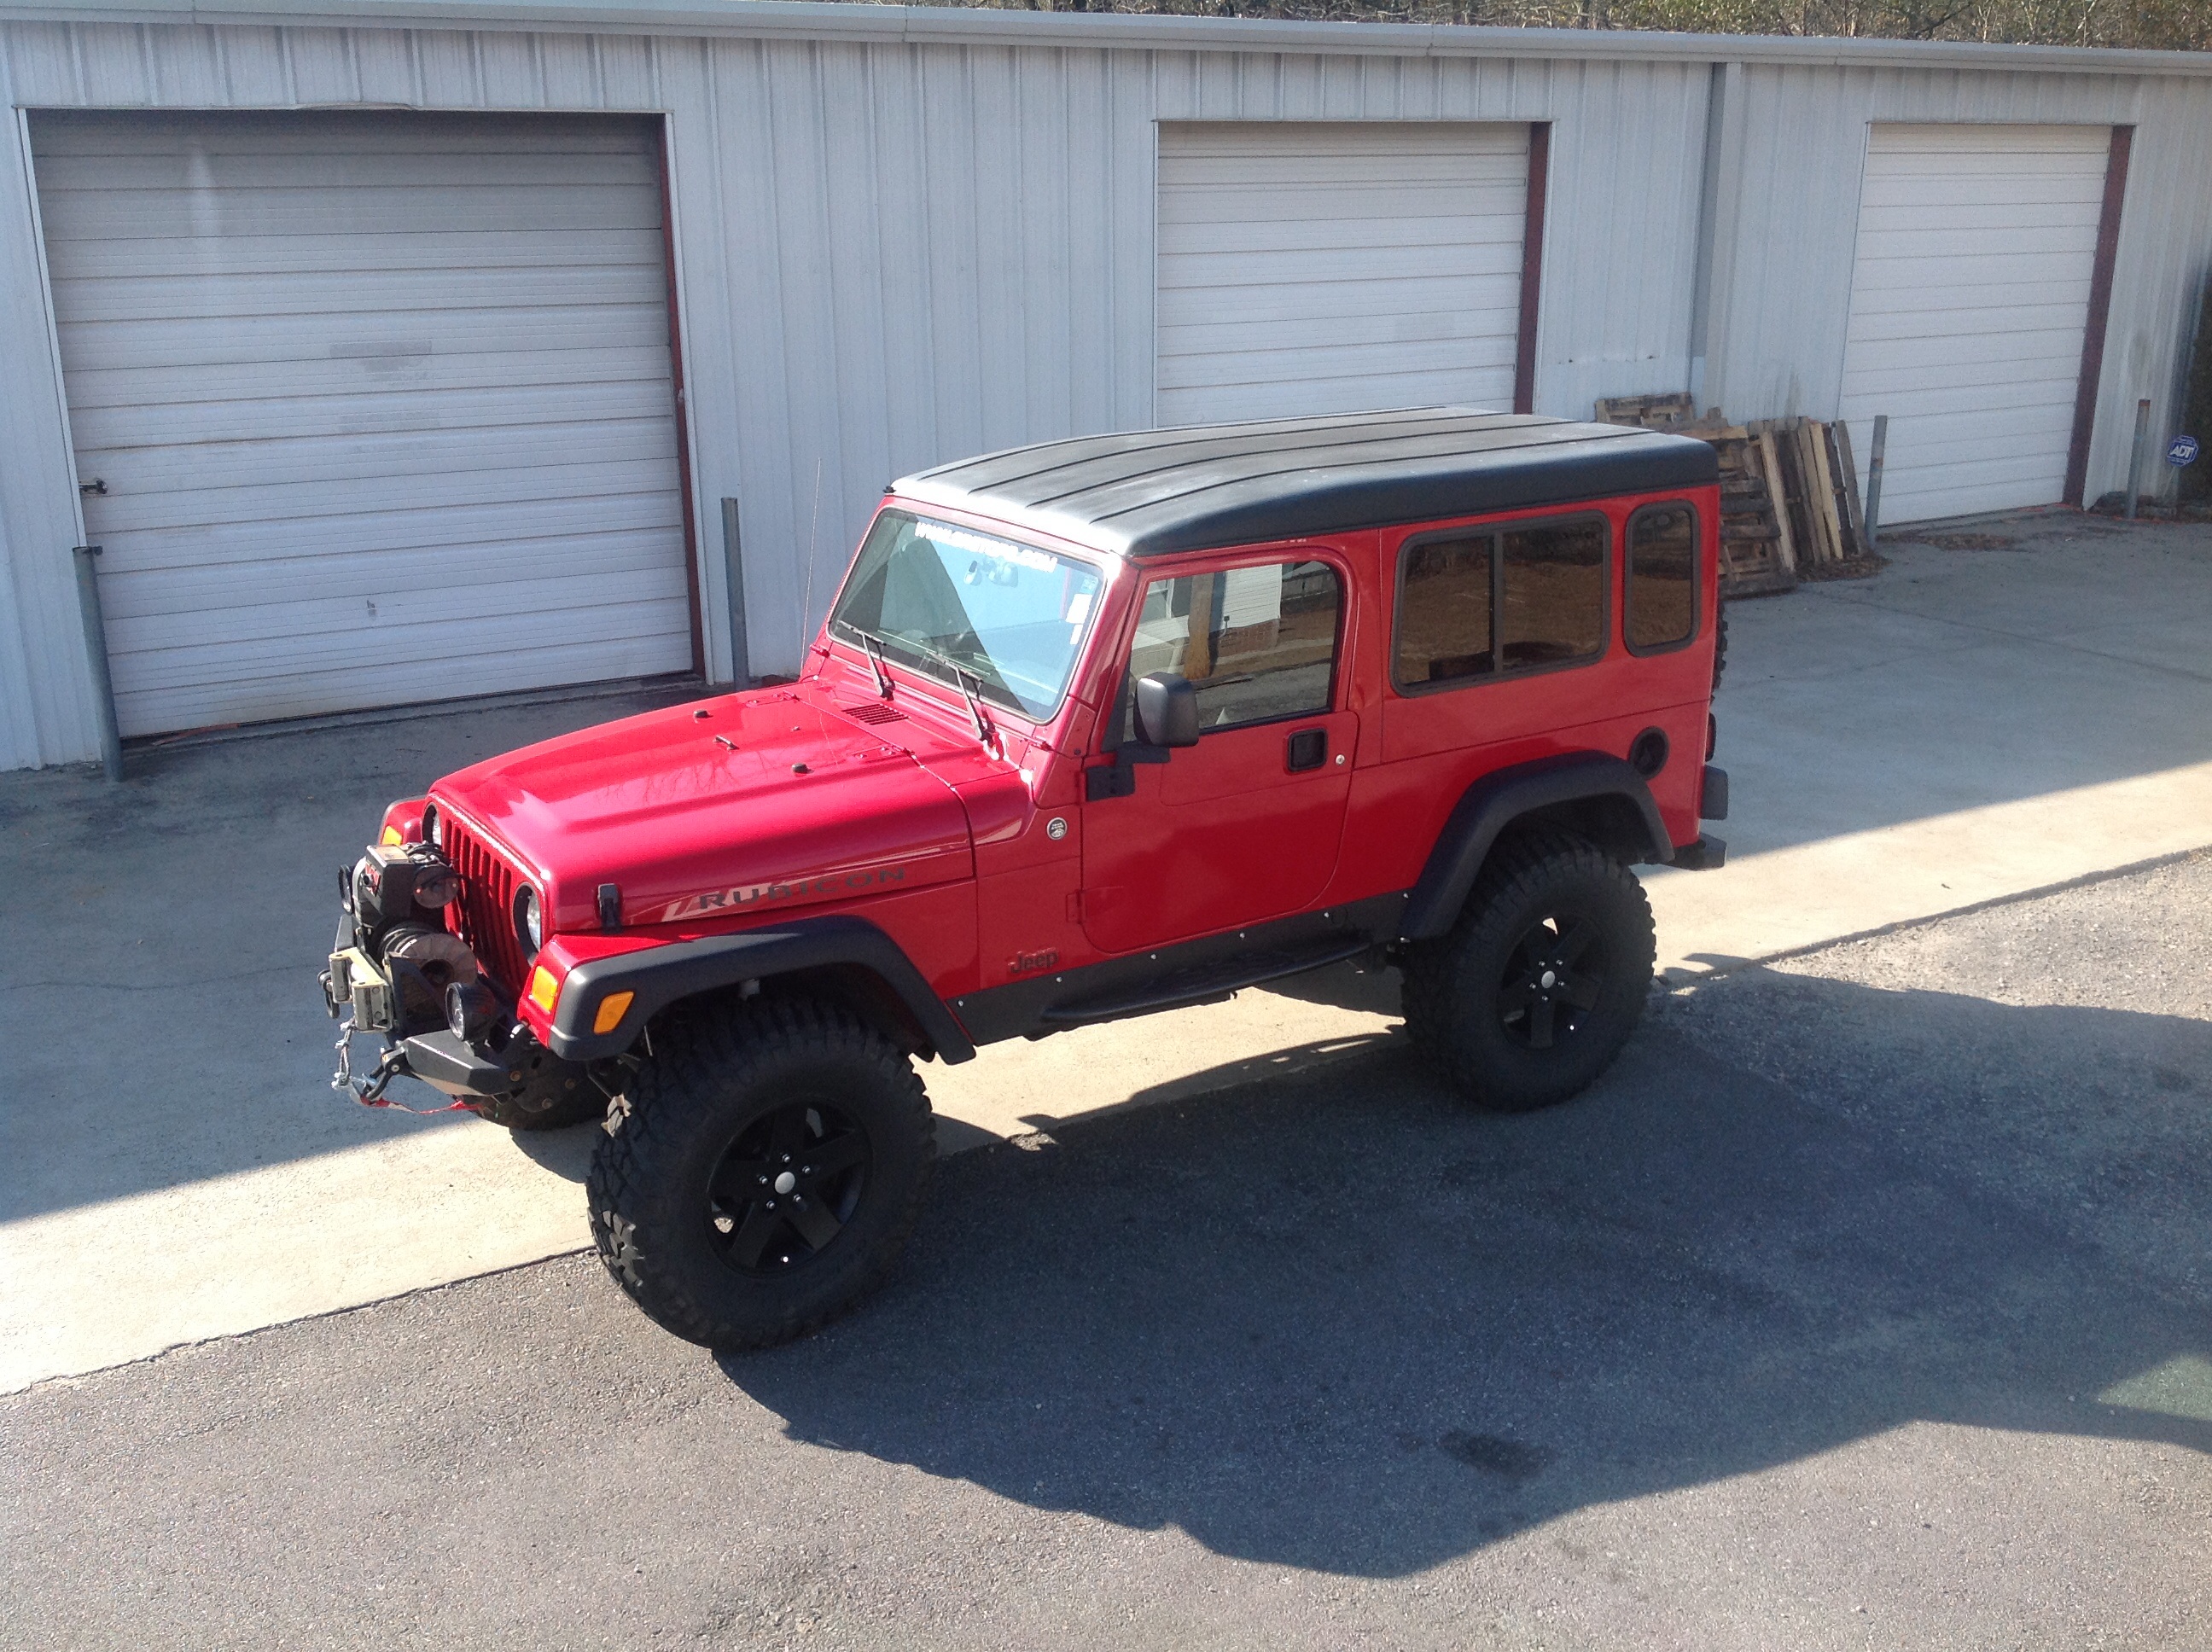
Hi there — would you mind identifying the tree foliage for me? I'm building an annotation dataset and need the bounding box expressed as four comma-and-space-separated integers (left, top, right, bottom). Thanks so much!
933, 0, 2209, 51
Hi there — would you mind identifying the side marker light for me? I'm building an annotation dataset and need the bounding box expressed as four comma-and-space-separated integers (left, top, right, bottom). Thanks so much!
594, 992, 635, 1035
527, 966, 560, 1014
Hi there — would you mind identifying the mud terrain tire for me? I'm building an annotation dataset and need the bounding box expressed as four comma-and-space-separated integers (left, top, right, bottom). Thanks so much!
1401, 829, 1656, 1113
587, 998, 934, 1351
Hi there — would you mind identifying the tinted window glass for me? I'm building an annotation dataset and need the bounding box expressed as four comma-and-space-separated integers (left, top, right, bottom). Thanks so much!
1627, 504, 1697, 651
1500, 520, 1606, 669
1394, 534, 1493, 685
1123, 560, 1340, 736
1394, 516, 1608, 689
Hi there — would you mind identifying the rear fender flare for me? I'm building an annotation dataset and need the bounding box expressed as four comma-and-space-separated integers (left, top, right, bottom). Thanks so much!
546, 915, 976, 1064
1400, 754, 1673, 942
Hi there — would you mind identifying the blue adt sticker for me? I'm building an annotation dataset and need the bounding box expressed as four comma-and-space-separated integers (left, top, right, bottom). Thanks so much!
2169, 434, 2201, 467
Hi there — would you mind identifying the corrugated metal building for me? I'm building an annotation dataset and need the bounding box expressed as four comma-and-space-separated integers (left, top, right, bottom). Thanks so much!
2, 0, 2207, 770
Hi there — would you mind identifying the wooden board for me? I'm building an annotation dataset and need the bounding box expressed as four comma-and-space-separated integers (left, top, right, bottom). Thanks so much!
1831, 420, 1869, 556
1757, 427, 1800, 574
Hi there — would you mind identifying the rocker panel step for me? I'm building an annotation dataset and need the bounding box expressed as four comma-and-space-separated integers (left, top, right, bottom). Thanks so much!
1039, 934, 1372, 1027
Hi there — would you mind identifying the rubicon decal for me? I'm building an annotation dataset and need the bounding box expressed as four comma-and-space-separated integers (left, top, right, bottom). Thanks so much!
658, 866, 907, 922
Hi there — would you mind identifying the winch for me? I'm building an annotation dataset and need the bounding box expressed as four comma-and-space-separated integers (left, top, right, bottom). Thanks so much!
322, 836, 597, 1121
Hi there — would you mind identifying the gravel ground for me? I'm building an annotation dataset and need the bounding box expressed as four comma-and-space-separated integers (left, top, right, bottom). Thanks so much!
4, 857, 2209, 1651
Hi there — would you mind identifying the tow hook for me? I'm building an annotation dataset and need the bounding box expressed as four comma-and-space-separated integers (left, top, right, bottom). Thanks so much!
328, 948, 477, 1114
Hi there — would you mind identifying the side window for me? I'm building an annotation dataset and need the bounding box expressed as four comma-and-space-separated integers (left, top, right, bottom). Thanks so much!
1394, 515, 1609, 690
1394, 534, 1493, 685
1121, 559, 1342, 736
1500, 519, 1606, 669
1625, 503, 1697, 653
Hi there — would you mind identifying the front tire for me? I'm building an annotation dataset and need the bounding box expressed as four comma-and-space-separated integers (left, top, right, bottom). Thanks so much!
1401, 829, 1656, 1113
587, 998, 934, 1351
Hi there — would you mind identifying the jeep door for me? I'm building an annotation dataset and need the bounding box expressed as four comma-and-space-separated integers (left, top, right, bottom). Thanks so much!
1078, 554, 1356, 955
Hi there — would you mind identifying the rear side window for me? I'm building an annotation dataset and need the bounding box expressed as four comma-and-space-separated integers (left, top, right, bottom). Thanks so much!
1120, 559, 1342, 736
1394, 535, 1493, 684
1501, 520, 1606, 668
1626, 503, 1698, 653
1394, 515, 1609, 689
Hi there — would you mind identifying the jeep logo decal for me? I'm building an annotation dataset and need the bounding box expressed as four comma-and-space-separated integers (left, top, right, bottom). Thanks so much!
657, 865, 906, 923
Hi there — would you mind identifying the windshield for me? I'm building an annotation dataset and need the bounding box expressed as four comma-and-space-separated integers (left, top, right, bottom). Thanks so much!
828, 509, 1107, 720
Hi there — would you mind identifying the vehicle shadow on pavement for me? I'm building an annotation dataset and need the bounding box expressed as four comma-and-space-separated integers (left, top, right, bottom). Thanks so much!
717, 976, 2212, 1578
1250, 957, 1402, 1015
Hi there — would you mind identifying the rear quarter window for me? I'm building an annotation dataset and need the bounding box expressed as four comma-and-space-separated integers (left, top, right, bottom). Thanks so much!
1625, 503, 1698, 654
1394, 514, 1610, 691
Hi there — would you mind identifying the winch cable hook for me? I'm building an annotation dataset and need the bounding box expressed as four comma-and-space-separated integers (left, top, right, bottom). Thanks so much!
332, 1020, 469, 1114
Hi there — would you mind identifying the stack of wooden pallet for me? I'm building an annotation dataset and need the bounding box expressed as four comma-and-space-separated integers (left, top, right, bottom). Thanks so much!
1593, 394, 1873, 597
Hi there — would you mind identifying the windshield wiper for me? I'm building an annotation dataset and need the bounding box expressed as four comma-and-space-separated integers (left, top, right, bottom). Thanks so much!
859, 631, 893, 700
843, 623, 997, 744
952, 666, 994, 745
902, 637, 997, 743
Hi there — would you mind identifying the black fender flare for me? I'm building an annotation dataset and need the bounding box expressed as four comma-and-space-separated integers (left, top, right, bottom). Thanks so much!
546, 914, 978, 1065
1399, 753, 1673, 942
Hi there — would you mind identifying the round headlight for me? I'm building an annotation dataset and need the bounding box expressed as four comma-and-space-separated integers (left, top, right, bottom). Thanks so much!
423, 803, 443, 847
515, 886, 543, 955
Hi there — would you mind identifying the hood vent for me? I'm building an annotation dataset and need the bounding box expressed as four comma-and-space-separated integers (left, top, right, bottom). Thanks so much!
840, 701, 908, 725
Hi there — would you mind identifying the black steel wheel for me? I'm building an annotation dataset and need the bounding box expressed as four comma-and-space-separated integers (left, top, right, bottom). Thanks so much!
703, 1100, 872, 1276
1495, 910, 1613, 1052
588, 997, 934, 1351
1401, 829, 1656, 1113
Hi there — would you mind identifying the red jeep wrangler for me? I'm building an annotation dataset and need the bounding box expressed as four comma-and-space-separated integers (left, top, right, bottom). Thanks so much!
325, 408, 1728, 1350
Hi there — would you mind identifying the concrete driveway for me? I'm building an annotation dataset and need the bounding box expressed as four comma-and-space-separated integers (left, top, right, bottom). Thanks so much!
3, 511, 2209, 1392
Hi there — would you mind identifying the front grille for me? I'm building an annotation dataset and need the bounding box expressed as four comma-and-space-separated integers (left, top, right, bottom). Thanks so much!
439, 813, 527, 997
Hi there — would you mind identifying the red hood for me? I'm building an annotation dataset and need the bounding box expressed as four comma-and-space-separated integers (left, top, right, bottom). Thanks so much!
432, 687, 975, 934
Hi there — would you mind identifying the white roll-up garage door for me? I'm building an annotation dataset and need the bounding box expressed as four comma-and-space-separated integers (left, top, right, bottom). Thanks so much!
1838, 124, 2112, 525
32, 111, 694, 738
1156, 123, 1529, 428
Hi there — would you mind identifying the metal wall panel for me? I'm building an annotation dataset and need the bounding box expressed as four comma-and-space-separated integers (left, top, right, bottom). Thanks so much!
0, 90, 97, 773
2, 14, 2210, 769
2087, 73, 2212, 511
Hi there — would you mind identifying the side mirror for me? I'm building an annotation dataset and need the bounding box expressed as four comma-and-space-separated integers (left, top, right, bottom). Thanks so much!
1133, 672, 1200, 749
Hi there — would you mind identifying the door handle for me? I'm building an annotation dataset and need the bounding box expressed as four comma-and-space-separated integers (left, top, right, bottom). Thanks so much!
1285, 727, 1327, 772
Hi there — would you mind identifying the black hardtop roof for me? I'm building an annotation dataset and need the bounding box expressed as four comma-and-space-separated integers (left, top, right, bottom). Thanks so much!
891, 406, 1719, 559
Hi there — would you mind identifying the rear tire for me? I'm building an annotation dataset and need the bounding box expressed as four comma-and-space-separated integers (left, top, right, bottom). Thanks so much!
587, 998, 934, 1351
1401, 829, 1656, 1113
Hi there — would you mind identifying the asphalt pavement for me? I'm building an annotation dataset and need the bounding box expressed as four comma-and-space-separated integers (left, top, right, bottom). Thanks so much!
7, 854, 2209, 1650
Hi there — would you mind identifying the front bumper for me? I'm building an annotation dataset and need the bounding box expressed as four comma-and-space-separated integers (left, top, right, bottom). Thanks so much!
323, 921, 538, 1104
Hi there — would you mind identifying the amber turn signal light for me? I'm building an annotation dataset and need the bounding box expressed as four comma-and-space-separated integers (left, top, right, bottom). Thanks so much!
527, 965, 560, 1013
593, 992, 635, 1035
